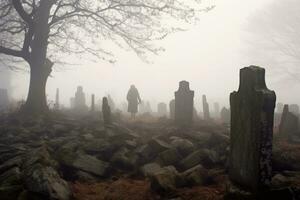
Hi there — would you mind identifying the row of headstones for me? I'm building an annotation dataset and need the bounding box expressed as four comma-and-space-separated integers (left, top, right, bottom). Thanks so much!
156, 98, 230, 122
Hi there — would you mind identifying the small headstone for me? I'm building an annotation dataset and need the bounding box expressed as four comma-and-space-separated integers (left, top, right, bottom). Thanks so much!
169, 99, 175, 119
157, 102, 167, 117
220, 107, 230, 124
229, 66, 276, 193
91, 94, 95, 112
175, 81, 194, 126
279, 104, 299, 139
276, 103, 284, 113
102, 97, 112, 125
202, 95, 210, 120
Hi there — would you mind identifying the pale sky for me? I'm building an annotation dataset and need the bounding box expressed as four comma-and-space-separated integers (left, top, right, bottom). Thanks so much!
9, 0, 298, 111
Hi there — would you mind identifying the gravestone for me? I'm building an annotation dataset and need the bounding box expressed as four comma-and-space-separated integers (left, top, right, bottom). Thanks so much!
0, 88, 9, 111
220, 107, 230, 124
279, 104, 299, 139
157, 102, 167, 117
229, 66, 276, 193
54, 88, 59, 110
289, 104, 299, 116
102, 97, 112, 125
214, 102, 220, 119
169, 99, 175, 119
276, 103, 284, 113
74, 86, 87, 111
91, 94, 95, 112
202, 95, 210, 120
175, 81, 194, 126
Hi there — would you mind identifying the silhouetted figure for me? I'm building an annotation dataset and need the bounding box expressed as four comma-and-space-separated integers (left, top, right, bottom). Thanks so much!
127, 85, 141, 118
102, 97, 112, 125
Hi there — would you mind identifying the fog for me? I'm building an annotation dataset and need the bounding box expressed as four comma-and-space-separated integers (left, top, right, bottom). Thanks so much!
6, 0, 298, 111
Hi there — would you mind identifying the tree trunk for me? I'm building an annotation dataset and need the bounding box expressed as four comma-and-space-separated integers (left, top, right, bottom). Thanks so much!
22, 60, 52, 114
21, 0, 54, 115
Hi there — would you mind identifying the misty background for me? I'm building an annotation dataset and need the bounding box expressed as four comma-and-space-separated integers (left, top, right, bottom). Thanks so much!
1, 0, 298, 111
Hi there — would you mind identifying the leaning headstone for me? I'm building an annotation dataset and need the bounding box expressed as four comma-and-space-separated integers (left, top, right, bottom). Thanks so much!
229, 66, 276, 193
175, 81, 194, 126
220, 107, 230, 124
157, 103, 167, 117
169, 99, 175, 119
102, 97, 112, 125
289, 104, 299, 116
202, 95, 210, 120
279, 104, 299, 139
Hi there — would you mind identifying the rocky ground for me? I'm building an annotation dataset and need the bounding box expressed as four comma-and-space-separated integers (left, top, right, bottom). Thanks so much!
0, 112, 300, 200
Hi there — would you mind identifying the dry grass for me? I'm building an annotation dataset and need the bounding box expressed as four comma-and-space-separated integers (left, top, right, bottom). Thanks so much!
72, 177, 226, 200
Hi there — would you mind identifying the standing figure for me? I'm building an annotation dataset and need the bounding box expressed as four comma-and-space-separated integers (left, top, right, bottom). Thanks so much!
127, 85, 141, 118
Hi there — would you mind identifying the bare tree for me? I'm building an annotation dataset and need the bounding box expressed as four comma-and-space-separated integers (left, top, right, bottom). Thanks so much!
246, 0, 300, 81
0, 0, 213, 114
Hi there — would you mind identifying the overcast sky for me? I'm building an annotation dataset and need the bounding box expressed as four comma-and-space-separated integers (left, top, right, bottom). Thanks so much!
8, 0, 299, 112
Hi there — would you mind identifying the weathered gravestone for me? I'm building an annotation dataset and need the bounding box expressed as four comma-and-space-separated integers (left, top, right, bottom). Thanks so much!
175, 81, 194, 126
102, 97, 112, 125
229, 66, 276, 193
279, 104, 299, 139
202, 95, 210, 120
0, 88, 9, 111
220, 107, 230, 124
157, 102, 167, 117
74, 86, 87, 112
169, 99, 175, 119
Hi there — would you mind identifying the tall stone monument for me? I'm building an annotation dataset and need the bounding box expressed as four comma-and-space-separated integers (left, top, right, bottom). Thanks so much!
175, 81, 194, 126
169, 99, 175, 119
157, 102, 167, 117
202, 95, 210, 120
229, 66, 276, 193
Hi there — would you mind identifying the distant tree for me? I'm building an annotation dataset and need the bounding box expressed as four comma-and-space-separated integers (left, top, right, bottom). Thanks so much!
0, 0, 213, 114
246, 0, 300, 81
